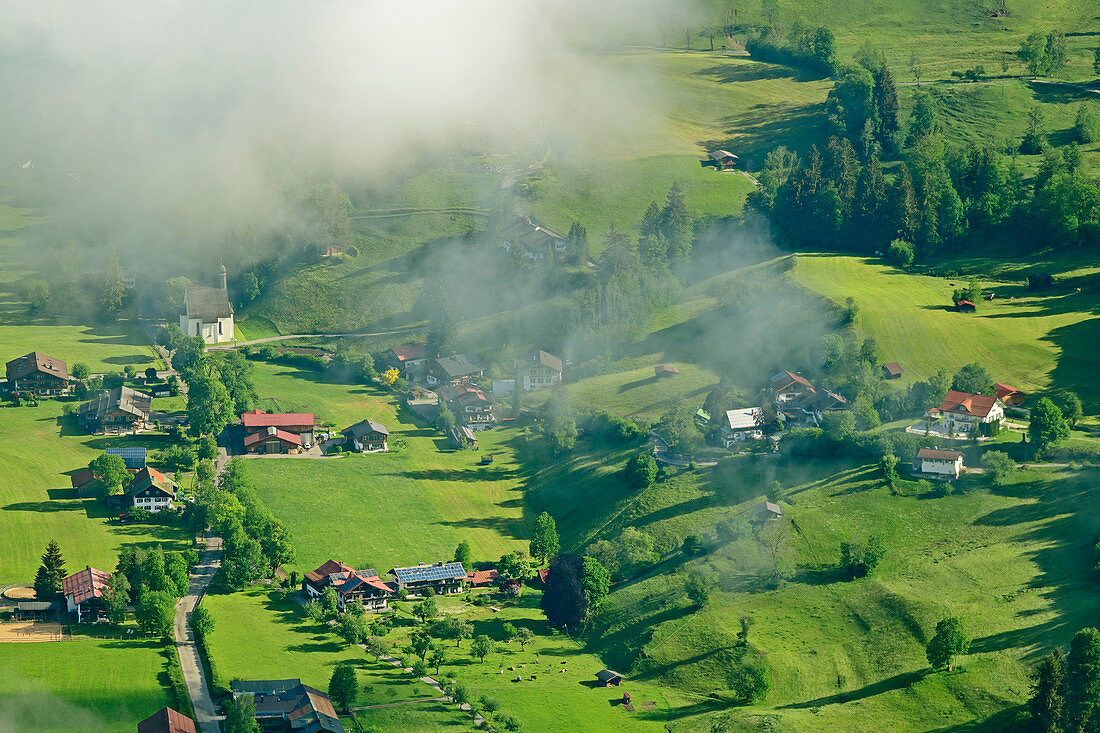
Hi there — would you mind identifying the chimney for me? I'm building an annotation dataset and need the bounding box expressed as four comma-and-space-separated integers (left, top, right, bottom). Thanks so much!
218, 263, 227, 291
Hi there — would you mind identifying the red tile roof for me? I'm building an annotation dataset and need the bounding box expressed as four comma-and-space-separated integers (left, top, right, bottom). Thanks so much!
243, 427, 302, 447
994, 383, 1021, 400
305, 560, 355, 584
389, 342, 429, 362
138, 706, 198, 733
957, 299, 976, 307
62, 566, 111, 605
466, 569, 501, 586
937, 390, 999, 418
240, 410, 315, 428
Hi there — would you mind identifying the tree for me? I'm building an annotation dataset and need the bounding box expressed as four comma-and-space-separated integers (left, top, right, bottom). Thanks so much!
1073, 104, 1098, 145
501, 622, 517, 643
682, 534, 705, 556
908, 90, 939, 142
453, 540, 473, 568
428, 647, 446, 676
438, 617, 473, 647
580, 556, 610, 609
684, 569, 716, 610
411, 634, 433, 661
1057, 391, 1083, 429
413, 596, 439, 623
951, 363, 992, 395
1028, 648, 1064, 733
362, 635, 390, 661
1095, 48, 1100, 75
624, 451, 658, 489
380, 367, 400, 386
187, 373, 233, 438
515, 626, 534, 650
879, 453, 900, 486
886, 239, 914, 268
328, 664, 358, 713
1021, 105, 1048, 154
261, 518, 295, 575
839, 534, 887, 578
658, 182, 693, 260
303, 599, 323, 621
980, 450, 1017, 488
337, 613, 369, 645
320, 586, 340, 617
529, 511, 560, 564
24, 278, 50, 311
427, 310, 457, 358
1030, 397, 1070, 455
191, 605, 215, 642
71, 362, 90, 381
470, 634, 494, 663
135, 590, 176, 637
727, 654, 770, 704
822, 411, 856, 443
758, 521, 794, 588
105, 572, 130, 626
541, 390, 577, 455
434, 400, 456, 433
97, 267, 126, 320
1063, 627, 1100, 732
33, 540, 66, 601
926, 617, 969, 669
224, 694, 260, 733
197, 435, 219, 461
89, 452, 129, 496
541, 554, 588, 630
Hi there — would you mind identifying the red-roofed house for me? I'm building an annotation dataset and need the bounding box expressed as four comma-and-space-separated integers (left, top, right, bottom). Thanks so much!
244, 426, 303, 454
932, 390, 1004, 434
303, 560, 393, 611
994, 383, 1026, 406
466, 569, 501, 587
138, 707, 197, 733
240, 410, 315, 435
768, 370, 815, 403
63, 565, 111, 622
386, 343, 432, 380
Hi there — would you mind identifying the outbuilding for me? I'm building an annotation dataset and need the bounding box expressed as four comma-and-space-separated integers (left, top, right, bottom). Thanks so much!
882, 362, 903, 380
917, 448, 965, 478
595, 669, 624, 686
956, 300, 976, 313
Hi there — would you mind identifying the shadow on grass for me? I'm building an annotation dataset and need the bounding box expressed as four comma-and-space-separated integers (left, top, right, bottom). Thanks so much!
780, 668, 930, 709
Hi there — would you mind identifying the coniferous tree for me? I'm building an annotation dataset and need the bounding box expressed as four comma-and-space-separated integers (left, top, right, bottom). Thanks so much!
1063, 628, 1100, 732
1029, 648, 1064, 733
658, 183, 692, 261
33, 540, 66, 601
873, 65, 900, 152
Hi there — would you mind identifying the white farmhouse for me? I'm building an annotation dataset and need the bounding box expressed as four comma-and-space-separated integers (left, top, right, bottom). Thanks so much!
917, 448, 965, 479
722, 407, 764, 447
180, 265, 234, 344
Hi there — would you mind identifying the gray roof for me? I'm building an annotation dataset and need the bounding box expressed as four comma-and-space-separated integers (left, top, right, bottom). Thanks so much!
724, 408, 762, 431
514, 350, 563, 373
343, 418, 389, 438
391, 562, 466, 583
78, 386, 152, 423
595, 669, 623, 682
231, 679, 302, 695
432, 355, 483, 379
184, 284, 232, 321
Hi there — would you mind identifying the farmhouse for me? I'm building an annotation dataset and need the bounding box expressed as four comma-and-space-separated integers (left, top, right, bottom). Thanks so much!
179, 265, 234, 344
241, 410, 315, 436
425, 355, 484, 387
125, 467, 176, 513
466, 568, 501, 587
768, 370, 814, 403
342, 418, 389, 452
77, 386, 152, 433
138, 707, 197, 733
439, 384, 497, 431
385, 342, 432, 380
390, 561, 467, 595
917, 448, 965, 479
995, 383, 1026, 407
514, 350, 563, 392
62, 565, 111, 623
595, 669, 624, 686
5, 352, 69, 396
500, 216, 568, 261
882, 362, 903, 379
708, 150, 739, 170
721, 407, 764, 446
932, 390, 1004, 434
244, 427, 303, 454
230, 680, 344, 733
303, 560, 393, 611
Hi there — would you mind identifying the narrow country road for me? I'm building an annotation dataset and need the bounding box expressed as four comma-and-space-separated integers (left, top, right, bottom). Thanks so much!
205, 326, 420, 350
174, 535, 224, 733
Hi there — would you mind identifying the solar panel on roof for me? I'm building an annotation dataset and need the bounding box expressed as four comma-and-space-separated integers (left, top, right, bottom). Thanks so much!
106, 446, 147, 469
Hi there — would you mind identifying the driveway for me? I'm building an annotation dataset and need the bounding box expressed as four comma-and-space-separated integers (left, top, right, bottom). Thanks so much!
174, 535, 224, 733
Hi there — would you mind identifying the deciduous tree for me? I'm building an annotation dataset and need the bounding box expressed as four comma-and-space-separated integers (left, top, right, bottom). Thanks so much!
529, 512, 560, 564
926, 617, 969, 669
1030, 397, 1070, 456
328, 664, 358, 713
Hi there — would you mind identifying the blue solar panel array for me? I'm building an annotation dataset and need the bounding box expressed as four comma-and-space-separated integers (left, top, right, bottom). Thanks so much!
393, 562, 466, 583
106, 446, 147, 469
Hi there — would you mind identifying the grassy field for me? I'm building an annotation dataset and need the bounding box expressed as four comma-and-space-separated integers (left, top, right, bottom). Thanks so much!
0, 637, 175, 732
240, 363, 527, 575
792, 253, 1100, 408
0, 399, 192, 583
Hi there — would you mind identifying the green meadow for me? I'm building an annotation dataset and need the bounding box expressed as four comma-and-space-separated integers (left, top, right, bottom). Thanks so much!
0, 638, 175, 733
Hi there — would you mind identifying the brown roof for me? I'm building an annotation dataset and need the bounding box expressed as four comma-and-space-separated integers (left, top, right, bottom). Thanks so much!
77, 386, 152, 423
70, 468, 95, 489
883, 362, 903, 376
770, 370, 813, 390
125, 467, 175, 499
514, 350, 563, 373
994, 383, 1021, 400
937, 390, 999, 418
466, 569, 501, 586
243, 426, 302, 447
305, 560, 356, 585
654, 365, 679, 375
62, 566, 111, 605
5, 352, 69, 381
241, 410, 315, 429
389, 342, 429, 362
138, 707, 197, 733
918, 448, 964, 461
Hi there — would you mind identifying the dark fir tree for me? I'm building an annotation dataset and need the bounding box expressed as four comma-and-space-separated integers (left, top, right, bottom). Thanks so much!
33, 540, 66, 601
1063, 628, 1100, 733
1028, 648, 1064, 733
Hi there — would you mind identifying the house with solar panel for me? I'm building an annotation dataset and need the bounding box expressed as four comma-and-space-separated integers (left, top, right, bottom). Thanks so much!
63, 565, 111, 623
230, 679, 345, 733
77, 386, 152, 433
341, 419, 389, 452
303, 560, 394, 611
106, 446, 147, 469
125, 467, 177, 513
390, 561, 467, 595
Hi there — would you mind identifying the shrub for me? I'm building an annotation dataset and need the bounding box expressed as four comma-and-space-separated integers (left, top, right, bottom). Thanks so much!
886, 239, 915, 268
